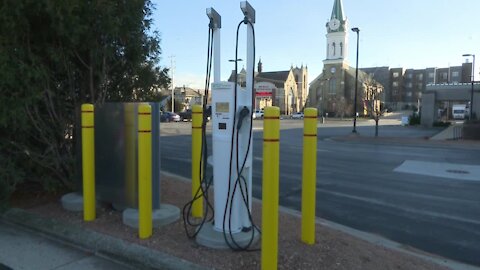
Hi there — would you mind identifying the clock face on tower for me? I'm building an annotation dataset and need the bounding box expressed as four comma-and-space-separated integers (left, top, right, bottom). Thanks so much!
329, 18, 340, 31
330, 67, 336, 73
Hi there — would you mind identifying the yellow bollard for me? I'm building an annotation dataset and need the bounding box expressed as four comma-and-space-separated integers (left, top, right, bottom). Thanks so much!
262, 106, 280, 270
191, 105, 204, 217
81, 104, 96, 221
301, 108, 318, 245
138, 104, 152, 239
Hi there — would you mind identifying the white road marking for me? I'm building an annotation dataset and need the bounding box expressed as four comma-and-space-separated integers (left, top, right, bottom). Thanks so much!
394, 160, 480, 181
318, 189, 480, 225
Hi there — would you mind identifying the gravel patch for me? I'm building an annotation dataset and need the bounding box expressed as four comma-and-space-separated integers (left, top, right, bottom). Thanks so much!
22, 175, 450, 270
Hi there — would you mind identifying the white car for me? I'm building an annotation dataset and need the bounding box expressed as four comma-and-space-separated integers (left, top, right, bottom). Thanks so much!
253, 110, 264, 119
291, 112, 304, 119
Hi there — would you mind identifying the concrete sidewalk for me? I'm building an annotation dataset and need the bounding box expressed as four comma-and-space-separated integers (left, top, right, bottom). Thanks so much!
0, 220, 132, 270
0, 209, 207, 270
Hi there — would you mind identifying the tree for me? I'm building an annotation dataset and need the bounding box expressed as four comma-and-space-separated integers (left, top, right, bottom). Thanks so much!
0, 0, 170, 204
363, 75, 384, 136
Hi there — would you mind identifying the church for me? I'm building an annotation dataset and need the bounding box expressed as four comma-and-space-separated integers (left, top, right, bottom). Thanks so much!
308, 0, 381, 117
308, 0, 473, 117
228, 60, 308, 115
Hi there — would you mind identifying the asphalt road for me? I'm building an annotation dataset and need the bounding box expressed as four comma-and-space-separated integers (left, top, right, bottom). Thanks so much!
159, 119, 480, 266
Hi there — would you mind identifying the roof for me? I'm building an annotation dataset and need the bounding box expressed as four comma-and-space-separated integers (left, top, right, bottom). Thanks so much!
227, 68, 247, 83
174, 87, 203, 97
331, 0, 345, 22
255, 71, 291, 88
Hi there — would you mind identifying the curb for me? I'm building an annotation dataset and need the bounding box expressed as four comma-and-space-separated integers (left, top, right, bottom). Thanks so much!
162, 171, 480, 270
1, 208, 210, 270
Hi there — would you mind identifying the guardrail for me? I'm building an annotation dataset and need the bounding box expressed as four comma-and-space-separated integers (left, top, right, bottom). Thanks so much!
452, 125, 463, 140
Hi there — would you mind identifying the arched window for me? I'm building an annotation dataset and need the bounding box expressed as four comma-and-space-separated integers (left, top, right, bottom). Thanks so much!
340, 42, 343, 56
329, 78, 336, 94
332, 42, 336, 56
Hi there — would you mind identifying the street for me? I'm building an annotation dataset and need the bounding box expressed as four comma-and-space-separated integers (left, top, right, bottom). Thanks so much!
159, 118, 480, 266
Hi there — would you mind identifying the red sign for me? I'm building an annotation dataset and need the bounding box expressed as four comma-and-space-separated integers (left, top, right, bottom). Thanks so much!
256, 92, 272, 97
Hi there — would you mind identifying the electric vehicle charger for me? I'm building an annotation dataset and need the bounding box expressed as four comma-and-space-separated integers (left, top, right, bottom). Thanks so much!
185, 4, 260, 252
222, 17, 260, 252
182, 24, 216, 239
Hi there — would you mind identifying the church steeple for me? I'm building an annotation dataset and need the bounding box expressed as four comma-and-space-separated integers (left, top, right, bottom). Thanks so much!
330, 0, 345, 22
324, 0, 348, 64
327, 0, 347, 33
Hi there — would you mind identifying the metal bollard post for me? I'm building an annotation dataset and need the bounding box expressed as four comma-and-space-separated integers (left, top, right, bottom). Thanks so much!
191, 105, 203, 217
262, 106, 280, 270
138, 104, 152, 239
81, 104, 96, 221
301, 108, 318, 245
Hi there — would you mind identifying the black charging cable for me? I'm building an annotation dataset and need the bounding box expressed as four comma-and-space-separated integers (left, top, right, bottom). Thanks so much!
182, 23, 215, 239
222, 17, 260, 252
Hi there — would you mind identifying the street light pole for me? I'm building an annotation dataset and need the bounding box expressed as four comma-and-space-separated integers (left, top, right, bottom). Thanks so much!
463, 54, 475, 120
228, 58, 243, 85
351, 27, 360, 133
169, 55, 175, 113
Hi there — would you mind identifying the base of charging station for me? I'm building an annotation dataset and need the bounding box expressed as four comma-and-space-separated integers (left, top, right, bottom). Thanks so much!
61, 192, 84, 212
122, 204, 180, 228
196, 221, 260, 249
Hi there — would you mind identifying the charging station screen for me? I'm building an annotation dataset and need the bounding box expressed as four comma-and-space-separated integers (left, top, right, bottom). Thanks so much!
216, 102, 229, 113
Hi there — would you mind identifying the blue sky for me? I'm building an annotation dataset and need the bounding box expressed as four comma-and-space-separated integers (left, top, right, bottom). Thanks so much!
152, 0, 479, 88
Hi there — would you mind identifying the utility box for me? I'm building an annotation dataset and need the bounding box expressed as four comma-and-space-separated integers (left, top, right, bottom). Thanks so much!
75, 102, 161, 209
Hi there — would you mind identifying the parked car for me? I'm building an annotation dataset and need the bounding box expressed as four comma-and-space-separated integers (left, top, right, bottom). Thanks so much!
160, 111, 180, 122
253, 110, 264, 119
178, 109, 192, 121
291, 112, 304, 119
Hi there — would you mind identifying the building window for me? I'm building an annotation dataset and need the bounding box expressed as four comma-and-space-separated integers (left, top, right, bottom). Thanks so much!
417, 83, 423, 89
332, 42, 336, 56
407, 73, 413, 79
340, 42, 343, 56
428, 72, 434, 78
392, 81, 399, 87
442, 73, 448, 80
452, 71, 459, 77
406, 82, 413, 88
417, 74, 423, 80
406, 92, 412, 97
329, 78, 336, 94
393, 72, 399, 78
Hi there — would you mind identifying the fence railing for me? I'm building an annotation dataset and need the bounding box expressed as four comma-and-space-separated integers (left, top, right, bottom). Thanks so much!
452, 125, 463, 140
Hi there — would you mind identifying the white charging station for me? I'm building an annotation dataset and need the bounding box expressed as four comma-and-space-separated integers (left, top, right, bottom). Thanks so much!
195, 1, 259, 249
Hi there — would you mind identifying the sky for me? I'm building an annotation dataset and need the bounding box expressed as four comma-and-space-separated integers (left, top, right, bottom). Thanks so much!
152, 0, 479, 89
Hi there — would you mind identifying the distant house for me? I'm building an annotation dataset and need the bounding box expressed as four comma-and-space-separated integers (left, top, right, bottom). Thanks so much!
173, 86, 204, 111
228, 60, 309, 115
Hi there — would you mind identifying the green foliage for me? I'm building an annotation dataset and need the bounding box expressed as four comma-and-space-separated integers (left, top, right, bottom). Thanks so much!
409, 113, 421, 125
0, 151, 26, 209
432, 121, 451, 127
0, 0, 170, 202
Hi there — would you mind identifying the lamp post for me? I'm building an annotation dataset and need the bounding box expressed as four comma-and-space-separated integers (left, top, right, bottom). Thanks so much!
463, 54, 475, 120
229, 58, 244, 85
351, 27, 360, 133
228, 58, 243, 63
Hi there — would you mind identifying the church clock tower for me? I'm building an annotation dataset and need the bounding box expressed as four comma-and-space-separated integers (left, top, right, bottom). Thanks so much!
324, 0, 348, 65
